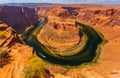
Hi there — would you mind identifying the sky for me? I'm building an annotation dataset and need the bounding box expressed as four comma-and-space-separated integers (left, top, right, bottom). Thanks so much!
0, 0, 120, 4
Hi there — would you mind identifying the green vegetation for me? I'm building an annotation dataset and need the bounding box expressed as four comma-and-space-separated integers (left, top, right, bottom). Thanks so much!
23, 57, 45, 78
0, 48, 9, 67
0, 31, 6, 39
0, 48, 8, 59
22, 25, 35, 40
25, 25, 34, 32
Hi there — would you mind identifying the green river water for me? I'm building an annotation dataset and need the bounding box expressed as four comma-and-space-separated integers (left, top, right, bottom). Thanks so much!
22, 17, 106, 66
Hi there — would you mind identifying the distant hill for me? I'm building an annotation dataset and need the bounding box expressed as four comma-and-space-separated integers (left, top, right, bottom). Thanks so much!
2, 3, 54, 6
1, 3, 120, 7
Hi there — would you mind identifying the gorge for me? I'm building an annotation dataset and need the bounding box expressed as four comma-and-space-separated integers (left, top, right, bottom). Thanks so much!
0, 4, 120, 78
22, 16, 106, 65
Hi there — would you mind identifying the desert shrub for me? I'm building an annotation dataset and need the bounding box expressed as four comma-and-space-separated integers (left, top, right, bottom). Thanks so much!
25, 25, 34, 32
22, 25, 34, 39
0, 31, 6, 39
0, 49, 8, 59
23, 57, 45, 78
0, 48, 9, 67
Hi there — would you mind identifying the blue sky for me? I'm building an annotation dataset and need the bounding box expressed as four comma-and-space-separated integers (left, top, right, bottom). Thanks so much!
0, 0, 120, 4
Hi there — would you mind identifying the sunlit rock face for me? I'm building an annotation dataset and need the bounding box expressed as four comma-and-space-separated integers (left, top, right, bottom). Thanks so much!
77, 6, 120, 27
0, 21, 22, 48
0, 5, 38, 33
38, 5, 120, 27
37, 7, 80, 51
0, 21, 34, 78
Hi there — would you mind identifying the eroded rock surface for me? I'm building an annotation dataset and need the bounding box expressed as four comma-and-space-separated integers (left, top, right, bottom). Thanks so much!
0, 21, 22, 48
0, 21, 33, 78
37, 7, 80, 51
0, 5, 38, 33
38, 5, 120, 27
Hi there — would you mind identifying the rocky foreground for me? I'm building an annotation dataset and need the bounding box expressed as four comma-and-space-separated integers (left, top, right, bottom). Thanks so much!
0, 21, 34, 78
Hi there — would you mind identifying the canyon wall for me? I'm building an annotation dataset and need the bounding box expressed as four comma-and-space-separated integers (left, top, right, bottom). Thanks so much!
37, 5, 120, 27
0, 21, 22, 48
0, 21, 34, 78
0, 5, 38, 33
1, 5, 119, 34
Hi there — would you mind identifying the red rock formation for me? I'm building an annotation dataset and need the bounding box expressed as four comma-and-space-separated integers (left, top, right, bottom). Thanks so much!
0, 5, 38, 33
0, 21, 34, 78
77, 7, 120, 26
37, 5, 120, 27
0, 21, 22, 48
37, 6, 80, 51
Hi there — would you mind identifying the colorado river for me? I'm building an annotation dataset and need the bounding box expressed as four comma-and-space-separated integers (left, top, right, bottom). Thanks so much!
22, 17, 106, 66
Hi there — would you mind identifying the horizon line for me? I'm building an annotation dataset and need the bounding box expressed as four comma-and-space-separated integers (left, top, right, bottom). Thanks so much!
0, 2, 120, 5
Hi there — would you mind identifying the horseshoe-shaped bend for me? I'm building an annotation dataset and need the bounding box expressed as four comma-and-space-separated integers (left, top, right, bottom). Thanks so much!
22, 17, 106, 66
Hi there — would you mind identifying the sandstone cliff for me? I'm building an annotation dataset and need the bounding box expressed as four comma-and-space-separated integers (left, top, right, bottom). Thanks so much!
37, 5, 120, 27
0, 21, 22, 48
0, 21, 33, 78
0, 5, 38, 33
77, 7, 120, 27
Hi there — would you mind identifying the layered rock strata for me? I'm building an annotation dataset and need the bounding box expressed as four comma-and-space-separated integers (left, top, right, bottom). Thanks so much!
37, 7, 81, 55
0, 5, 38, 33
0, 21, 33, 78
